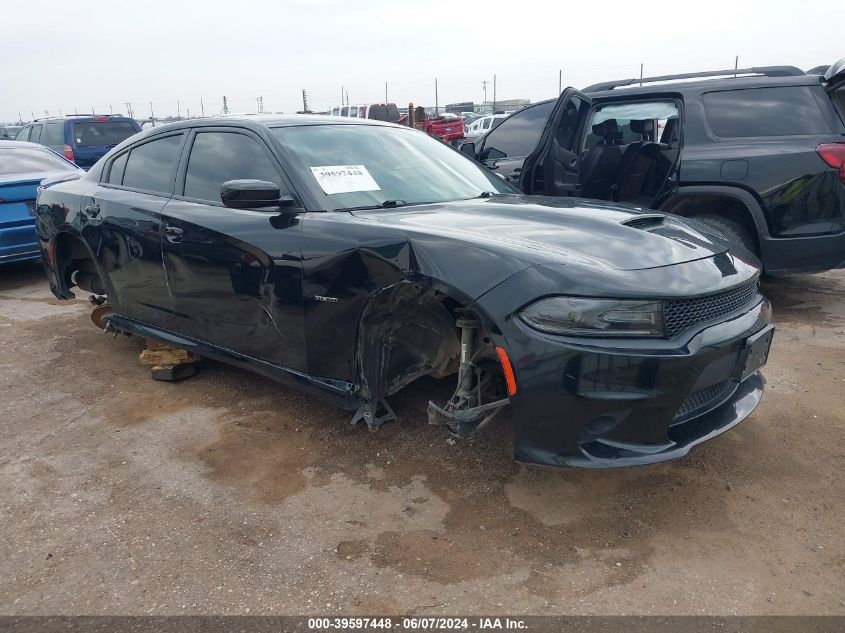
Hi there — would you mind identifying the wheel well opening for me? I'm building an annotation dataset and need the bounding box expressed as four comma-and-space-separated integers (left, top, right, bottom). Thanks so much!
663, 194, 760, 253
54, 234, 104, 296
355, 282, 500, 403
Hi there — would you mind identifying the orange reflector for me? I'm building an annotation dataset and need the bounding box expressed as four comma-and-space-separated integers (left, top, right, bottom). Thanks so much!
496, 346, 518, 397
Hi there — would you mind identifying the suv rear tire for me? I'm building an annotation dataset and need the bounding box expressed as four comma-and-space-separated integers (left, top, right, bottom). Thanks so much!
693, 214, 758, 256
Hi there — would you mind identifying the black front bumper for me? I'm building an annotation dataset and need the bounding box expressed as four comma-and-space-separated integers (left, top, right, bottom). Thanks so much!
501, 299, 772, 468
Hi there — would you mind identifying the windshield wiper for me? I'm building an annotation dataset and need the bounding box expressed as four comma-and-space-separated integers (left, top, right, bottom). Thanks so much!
340, 200, 407, 211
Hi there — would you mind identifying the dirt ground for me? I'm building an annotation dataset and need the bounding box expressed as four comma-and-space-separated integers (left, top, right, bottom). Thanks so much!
1, 262, 843, 616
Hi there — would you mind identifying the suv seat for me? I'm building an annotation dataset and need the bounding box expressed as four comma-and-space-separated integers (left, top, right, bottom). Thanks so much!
580, 119, 626, 200
613, 120, 663, 202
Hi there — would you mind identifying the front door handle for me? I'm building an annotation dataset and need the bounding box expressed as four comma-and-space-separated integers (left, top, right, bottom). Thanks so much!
164, 226, 184, 244
83, 204, 100, 218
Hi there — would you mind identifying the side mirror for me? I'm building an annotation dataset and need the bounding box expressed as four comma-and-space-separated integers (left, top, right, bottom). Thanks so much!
459, 141, 476, 158
221, 179, 294, 210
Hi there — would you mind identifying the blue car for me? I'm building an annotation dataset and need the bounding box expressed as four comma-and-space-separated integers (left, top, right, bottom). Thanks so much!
15, 115, 141, 170
0, 140, 83, 264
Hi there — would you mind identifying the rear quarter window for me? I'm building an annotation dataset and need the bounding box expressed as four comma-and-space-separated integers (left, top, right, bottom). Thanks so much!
703, 86, 830, 137
121, 134, 183, 194
43, 122, 65, 146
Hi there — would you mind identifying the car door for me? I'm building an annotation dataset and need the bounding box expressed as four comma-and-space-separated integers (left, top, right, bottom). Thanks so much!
88, 132, 185, 330
474, 100, 555, 186
160, 127, 306, 371
519, 88, 592, 196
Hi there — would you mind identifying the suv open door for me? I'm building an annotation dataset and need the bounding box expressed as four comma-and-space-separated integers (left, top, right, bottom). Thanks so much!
519, 88, 591, 196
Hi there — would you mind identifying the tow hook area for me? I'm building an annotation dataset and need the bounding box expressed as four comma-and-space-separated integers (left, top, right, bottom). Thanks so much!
427, 315, 510, 439
427, 397, 509, 439
351, 399, 397, 431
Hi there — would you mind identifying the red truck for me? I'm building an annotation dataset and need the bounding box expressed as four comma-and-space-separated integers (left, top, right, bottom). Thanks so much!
412, 111, 464, 142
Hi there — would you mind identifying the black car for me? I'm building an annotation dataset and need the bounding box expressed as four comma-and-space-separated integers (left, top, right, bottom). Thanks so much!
462, 59, 845, 274
35, 116, 773, 468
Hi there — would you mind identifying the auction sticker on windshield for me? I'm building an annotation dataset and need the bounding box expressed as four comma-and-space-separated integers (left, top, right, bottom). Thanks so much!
310, 165, 381, 194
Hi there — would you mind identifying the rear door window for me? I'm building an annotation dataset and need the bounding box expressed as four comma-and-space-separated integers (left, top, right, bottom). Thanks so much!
183, 131, 280, 203
122, 134, 183, 194
72, 120, 138, 147
29, 124, 43, 143
703, 87, 830, 137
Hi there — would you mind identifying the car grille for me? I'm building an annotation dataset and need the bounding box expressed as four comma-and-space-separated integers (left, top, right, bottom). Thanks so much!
674, 379, 734, 421
664, 280, 759, 338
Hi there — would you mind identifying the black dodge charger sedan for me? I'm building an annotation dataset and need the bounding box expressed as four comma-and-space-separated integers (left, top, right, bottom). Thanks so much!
34, 116, 773, 468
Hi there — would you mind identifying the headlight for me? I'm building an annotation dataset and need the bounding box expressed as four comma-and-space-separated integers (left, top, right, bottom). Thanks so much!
519, 297, 664, 337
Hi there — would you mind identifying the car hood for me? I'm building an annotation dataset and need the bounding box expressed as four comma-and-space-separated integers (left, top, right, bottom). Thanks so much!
351, 195, 733, 272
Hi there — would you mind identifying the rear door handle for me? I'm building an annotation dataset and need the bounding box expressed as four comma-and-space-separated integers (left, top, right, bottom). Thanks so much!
83, 204, 100, 218
164, 226, 184, 244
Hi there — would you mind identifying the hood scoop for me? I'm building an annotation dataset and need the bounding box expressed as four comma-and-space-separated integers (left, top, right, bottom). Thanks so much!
621, 214, 666, 230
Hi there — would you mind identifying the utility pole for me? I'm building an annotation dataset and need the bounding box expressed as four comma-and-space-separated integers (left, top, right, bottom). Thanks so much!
341, 85, 345, 105
345, 90, 349, 106
256, 96, 264, 113
492, 74, 496, 113
301, 89, 310, 113
481, 80, 488, 104
150, 102, 155, 123
125, 102, 133, 118
222, 96, 229, 115
734, 55, 739, 77
44, 110, 49, 118
385, 81, 388, 103
559, 69, 562, 94
639, 63, 644, 86
434, 77, 439, 115
200, 98, 205, 117
109, 104, 113, 114
177, 100, 181, 119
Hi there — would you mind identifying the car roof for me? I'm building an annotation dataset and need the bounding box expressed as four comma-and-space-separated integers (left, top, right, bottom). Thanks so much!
584, 73, 823, 98
27, 115, 135, 123
132, 114, 403, 137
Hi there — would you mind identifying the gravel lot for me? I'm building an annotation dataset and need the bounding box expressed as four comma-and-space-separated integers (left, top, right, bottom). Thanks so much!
1, 262, 843, 615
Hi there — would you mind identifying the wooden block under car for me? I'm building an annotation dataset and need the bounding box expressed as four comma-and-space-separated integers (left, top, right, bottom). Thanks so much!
140, 338, 199, 381
150, 363, 198, 381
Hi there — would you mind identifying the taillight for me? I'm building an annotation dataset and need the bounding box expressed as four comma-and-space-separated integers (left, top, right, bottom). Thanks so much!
63, 145, 75, 163
816, 143, 845, 184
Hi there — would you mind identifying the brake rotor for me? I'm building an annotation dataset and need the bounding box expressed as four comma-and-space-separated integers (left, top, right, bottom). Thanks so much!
91, 304, 113, 329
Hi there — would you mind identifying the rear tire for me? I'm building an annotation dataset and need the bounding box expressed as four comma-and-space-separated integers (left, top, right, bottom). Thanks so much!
693, 214, 758, 256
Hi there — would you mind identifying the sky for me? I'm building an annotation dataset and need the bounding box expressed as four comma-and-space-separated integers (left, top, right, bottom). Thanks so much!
3, 0, 844, 123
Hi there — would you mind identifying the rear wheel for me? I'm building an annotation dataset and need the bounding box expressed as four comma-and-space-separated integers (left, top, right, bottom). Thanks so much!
693, 214, 758, 256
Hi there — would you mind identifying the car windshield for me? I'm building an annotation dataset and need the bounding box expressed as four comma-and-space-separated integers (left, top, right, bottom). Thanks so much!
0, 147, 75, 175
71, 120, 138, 147
271, 124, 515, 210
